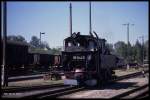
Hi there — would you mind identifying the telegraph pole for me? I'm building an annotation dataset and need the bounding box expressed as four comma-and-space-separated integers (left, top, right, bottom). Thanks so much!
2, 1, 8, 86
89, 1, 92, 35
139, 35, 145, 67
40, 32, 41, 46
123, 23, 134, 68
40, 32, 45, 47
69, 3, 72, 36
142, 36, 144, 66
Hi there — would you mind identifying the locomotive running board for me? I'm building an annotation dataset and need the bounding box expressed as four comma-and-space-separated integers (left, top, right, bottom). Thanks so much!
63, 79, 78, 85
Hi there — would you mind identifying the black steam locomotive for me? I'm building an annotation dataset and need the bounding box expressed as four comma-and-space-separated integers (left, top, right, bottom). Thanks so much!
60, 3, 118, 86
61, 32, 118, 86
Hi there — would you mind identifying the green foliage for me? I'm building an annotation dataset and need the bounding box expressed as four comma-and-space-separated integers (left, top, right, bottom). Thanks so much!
29, 36, 50, 49
114, 41, 127, 58
105, 43, 114, 53
7, 35, 27, 43
134, 40, 143, 63
51, 48, 61, 55
144, 40, 149, 60
7, 35, 149, 63
30, 36, 40, 48
114, 39, 149, 64
29, 36, 61, 54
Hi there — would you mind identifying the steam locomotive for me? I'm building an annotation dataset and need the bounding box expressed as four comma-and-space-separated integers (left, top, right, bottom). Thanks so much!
60, 3, 118, 86
61, 32, 118, 86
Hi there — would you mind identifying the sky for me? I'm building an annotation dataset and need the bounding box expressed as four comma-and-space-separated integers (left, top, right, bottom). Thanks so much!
7, 1, 148, 48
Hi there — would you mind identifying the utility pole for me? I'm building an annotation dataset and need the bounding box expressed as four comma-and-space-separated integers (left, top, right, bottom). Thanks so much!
40, 32, 45, 48
89, 1, 92, 36
40, 32, 41, 46
2, 1, 8, 86
123, 23, 134, 69
69, 3, 72, 36
139, 35, 145, 67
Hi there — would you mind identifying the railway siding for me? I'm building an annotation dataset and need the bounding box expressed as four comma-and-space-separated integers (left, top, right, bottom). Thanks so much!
59, 76, 148, 98
2, 69, 149, 99
2, 85, 73, 98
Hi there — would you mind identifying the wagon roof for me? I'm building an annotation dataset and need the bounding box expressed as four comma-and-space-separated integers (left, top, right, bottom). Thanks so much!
28, 48, 53, 54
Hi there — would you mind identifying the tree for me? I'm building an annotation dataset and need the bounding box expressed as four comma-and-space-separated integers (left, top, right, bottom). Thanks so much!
131, 45, 137, 62
51, 48, 61, 54
30, 36, 40, 48
144, 40, 149, 60
127, 42, 135, 62
41, 41, 50, 50
113, 39, 148, 64
7, 35, 27, 42
134, 40, 142, 64
105, 43, 114, 53
29, 36, 51, 50
114, 41, 127, 59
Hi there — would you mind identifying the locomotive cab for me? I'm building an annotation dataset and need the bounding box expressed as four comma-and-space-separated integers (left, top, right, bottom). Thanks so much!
64, 32, 98, 52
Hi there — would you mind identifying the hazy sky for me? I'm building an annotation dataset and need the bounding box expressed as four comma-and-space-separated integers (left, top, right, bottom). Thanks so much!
7, 1, 148, 48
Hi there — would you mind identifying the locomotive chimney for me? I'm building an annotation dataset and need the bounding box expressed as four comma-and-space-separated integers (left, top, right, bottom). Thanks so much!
70, 3, 72, 36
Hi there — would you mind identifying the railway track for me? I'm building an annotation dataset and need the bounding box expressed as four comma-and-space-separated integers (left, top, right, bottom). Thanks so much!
58, 73, 148, 99
8, 74, 44, 82
2, 83, 64, 93
38, 86, 85, 98
110, 70, 149, 99
2, 70, 148, 98
115, 70, 148, 81
21, 85, 82, 98
8, 69, 148, 82
111, 84, 149, 99
2, 85, 84, 98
